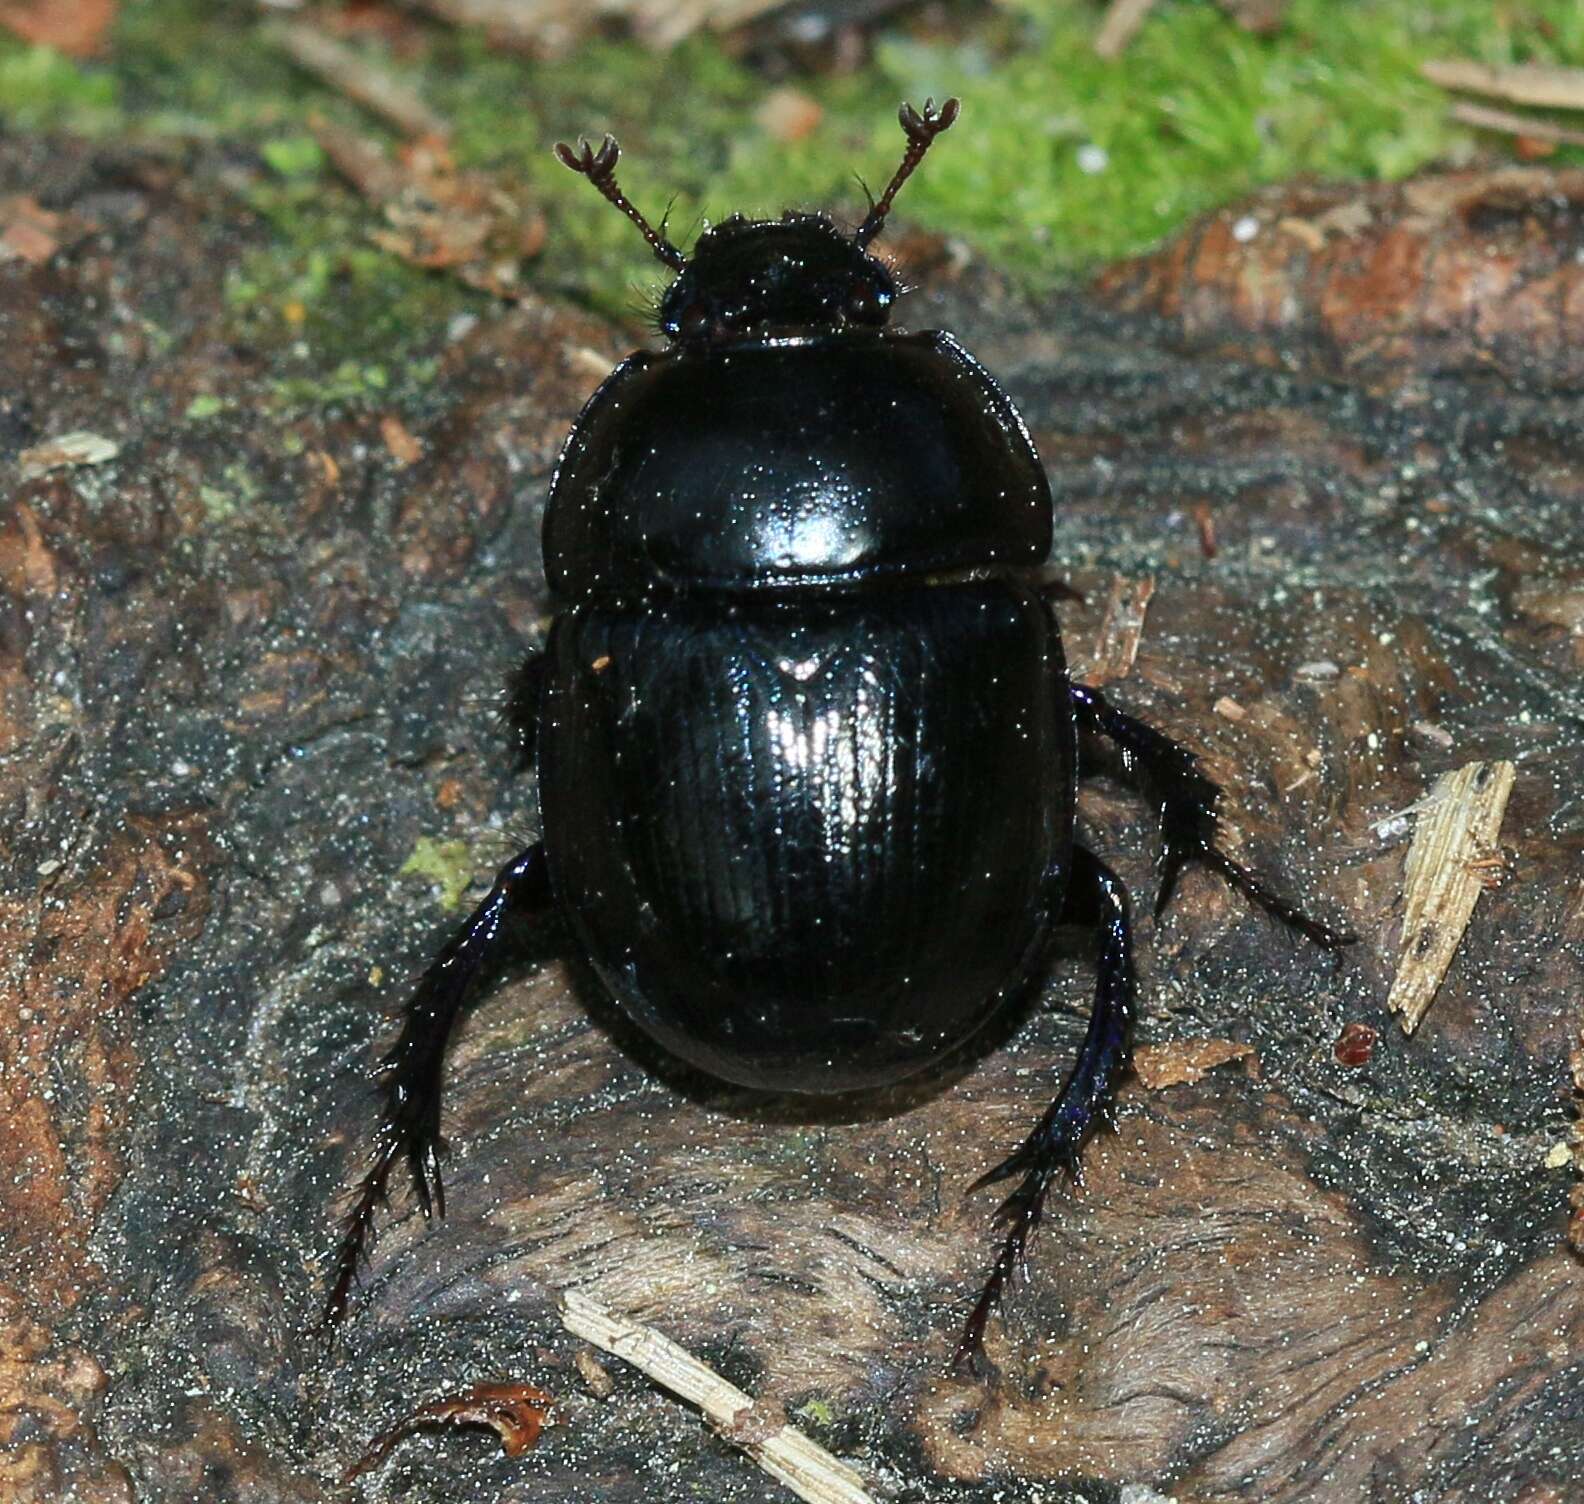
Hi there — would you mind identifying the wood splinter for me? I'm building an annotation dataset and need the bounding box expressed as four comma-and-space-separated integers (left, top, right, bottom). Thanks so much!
1074, 573, 1155, 686
1387, 759, 1516, 1035
561, 1289, 878, 1504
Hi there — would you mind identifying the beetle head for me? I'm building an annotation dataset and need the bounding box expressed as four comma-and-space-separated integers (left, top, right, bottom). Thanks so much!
655, 214, 895, 341
556, 97, 959, 346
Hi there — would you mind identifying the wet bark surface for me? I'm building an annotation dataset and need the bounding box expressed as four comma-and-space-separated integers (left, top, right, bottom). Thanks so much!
2, 137, 1581, 1503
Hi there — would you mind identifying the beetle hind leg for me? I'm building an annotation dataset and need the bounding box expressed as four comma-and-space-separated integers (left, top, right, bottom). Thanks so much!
955, 844, 1134, 1374
1070, 681, 1354, 950
324, 842, 554, 1327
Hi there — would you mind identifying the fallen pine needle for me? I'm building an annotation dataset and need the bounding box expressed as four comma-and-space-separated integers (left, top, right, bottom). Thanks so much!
1387, 760, 1515, 1035
561, 1289, 877, 1504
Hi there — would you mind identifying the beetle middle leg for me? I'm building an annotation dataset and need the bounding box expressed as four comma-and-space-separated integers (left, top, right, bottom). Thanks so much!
955, 843, 1134, 1372
324, 842, 553, 1326
1070, 681, 1354, 949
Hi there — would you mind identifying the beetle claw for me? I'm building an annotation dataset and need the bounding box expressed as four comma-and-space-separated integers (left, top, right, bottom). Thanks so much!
967, 1141, 1037, 1195
899, 96, 961, 141
554, 135, 620, 181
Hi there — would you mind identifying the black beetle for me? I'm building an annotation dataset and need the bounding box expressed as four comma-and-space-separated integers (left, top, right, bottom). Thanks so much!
326, 99, 1351, 1368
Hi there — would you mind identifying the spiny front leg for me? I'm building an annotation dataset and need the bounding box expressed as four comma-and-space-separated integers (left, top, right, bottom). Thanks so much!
504, 650, 544, 769
324, 843, 553, 1327
956, 845, 1134, 1373
1070, 681, 1354, 950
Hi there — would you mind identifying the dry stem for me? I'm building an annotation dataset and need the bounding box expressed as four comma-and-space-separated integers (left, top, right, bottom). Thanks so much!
1449, 101, 1584, 150
271, 21, 450, 140
1423, 59, 1584, 113
1095, 0, 1158, 58
561, 1289, 877, 1504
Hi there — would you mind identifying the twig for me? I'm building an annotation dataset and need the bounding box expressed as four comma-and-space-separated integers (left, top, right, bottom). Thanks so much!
1386, 760, 1515, 1035
1423, 58, 1584, 114
1449, 101, 1584, 150
413, 0, 789, 54
308, 113, 408, 201
1094, 0, 1158, 58
270, 20, 450, 140
560, 1289, 877, 1504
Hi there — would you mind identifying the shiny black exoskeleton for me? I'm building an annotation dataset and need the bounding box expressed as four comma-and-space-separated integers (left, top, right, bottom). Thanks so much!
326, 100, 1352, 1368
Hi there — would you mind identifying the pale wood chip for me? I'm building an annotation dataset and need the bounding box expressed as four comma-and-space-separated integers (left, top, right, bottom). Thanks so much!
1312, 199, 1373, 238
1386, 760, 1516, 1034
1134, 1038, 1255, 1090
574, 1347, 615, 1399
1277, 216, 1326, 253
380, 414, 423, 467
0, 194, 97, 266
19, 431, 120, 479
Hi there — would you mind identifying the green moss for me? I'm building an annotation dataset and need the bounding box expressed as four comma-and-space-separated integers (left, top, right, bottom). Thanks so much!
794, 1397, 835, 1426
197, 459, 261, 523
399, 837, 478, 913
259, 134, 325, 181
3, 0, 1582, 335
184, 394, 226, 421
0, 42, 119, 131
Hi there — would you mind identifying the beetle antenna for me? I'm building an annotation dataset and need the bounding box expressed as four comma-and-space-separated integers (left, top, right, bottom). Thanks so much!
554, 134, 685, 270
855, 96, 960, 248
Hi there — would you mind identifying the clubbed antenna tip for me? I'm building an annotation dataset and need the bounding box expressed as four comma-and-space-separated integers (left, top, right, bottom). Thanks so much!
554, 133, 685, 270
856, 96, 961, 249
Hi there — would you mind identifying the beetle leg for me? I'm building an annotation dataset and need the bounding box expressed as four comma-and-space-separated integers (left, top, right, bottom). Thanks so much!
1070, 681, 1354, 949
954, 844, 1134, 1374
504, 651, 545, 768
324, 842, 553, 1327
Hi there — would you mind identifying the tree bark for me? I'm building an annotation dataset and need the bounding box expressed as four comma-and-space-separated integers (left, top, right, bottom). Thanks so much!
2, 139, 1581, 1503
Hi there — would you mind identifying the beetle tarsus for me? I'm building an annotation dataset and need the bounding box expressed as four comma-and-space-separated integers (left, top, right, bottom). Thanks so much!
323, 843, 553, 1328
956, 846, 1134, 1374
1069, 681, 1355, 950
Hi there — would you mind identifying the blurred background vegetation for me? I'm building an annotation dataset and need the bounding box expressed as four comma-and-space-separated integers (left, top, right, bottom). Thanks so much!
4, 0, 1581, 390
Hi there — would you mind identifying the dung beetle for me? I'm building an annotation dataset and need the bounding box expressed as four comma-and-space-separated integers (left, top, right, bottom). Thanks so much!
326, 99, 1352, 1368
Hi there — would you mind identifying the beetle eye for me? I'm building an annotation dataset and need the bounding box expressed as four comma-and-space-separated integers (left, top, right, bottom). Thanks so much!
678, 301, 711, 338
846, 279, 890, 325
